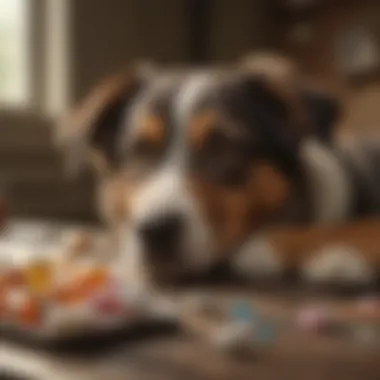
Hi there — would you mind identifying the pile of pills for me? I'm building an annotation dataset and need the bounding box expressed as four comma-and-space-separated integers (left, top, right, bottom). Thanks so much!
295, 296, 380, 344
185, 295, 277, 354
186, 293, 380, 353
0, 231, 170, 337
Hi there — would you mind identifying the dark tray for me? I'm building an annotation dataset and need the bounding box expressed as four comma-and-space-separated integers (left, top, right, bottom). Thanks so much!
0, 368, 40, 380
1, 318, 179, 354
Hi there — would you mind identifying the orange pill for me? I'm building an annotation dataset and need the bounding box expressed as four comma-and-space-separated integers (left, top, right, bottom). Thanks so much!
52, 266, 109, 306
0, 276, 5, 295
4, 269, 26, 287
0, 278, 10, 317
25, 261, 53, 296
18, 297, 43, 326
53, 285, 84, 304
0, 291, 6, 318
75, 267, 109, 291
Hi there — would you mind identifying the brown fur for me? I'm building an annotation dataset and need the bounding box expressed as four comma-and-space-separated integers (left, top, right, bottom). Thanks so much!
240, 54, 310, 138
97, 175, 127, 225
259, 217, 380, 270
188, 111, 220, 149
190, 162, 292, 258
56, 67, 140, 175
138, 115, 165, 145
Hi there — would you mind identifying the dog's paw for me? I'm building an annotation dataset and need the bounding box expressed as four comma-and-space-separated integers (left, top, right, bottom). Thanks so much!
233, 236, 283, 279
301, 244, 375, 286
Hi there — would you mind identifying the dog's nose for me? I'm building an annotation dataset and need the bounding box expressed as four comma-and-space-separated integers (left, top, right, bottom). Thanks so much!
138, 213, 185, 258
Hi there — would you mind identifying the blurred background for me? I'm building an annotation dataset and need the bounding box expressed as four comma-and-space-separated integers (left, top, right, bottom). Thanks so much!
0, 0, 379, 223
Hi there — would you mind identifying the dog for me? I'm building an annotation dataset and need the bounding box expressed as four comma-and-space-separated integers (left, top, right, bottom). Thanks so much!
56, 54, 380, 289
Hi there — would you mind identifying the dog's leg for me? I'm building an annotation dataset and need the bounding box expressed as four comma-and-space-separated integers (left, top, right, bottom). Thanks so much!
234, 234, 284, 280
98, 177, 151, 290
233, 218, 380, 286
109, 225, 150, 293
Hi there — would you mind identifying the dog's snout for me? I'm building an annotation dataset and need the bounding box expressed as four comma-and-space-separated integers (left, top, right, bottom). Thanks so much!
138, 213, 185, 257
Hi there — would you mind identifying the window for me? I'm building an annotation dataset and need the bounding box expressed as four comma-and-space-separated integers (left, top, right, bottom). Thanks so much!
0, 0, 30, 105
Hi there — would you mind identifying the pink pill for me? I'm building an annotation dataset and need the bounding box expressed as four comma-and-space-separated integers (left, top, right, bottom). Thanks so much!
99, 299, 123, 314
90, 285, 126, 315
297, 307, 330, 332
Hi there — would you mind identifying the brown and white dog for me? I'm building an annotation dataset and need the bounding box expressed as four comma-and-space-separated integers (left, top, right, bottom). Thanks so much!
57, 56, 380, 289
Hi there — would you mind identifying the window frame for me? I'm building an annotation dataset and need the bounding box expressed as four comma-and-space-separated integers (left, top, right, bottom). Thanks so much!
28, 0, 47, 112
0, 0, 72, 118
0, 0, 45, 111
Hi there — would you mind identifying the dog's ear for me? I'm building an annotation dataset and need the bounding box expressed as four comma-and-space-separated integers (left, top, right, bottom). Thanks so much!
56, 67, 146, 176
238, 59, 310, 148
239, 53, 340, 142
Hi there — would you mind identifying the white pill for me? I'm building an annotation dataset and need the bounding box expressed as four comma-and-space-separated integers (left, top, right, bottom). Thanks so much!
5, 288, 29, 311
212, 322, 254, 350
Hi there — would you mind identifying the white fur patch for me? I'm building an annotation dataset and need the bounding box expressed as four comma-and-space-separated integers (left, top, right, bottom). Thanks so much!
300, 139, 352, 223
112, 227, 149, 291
174, 71, 215, 127
130, 167, 186, 224
302, 244, 375, 285
234, 236, 283, 278
127, 74, 217, 272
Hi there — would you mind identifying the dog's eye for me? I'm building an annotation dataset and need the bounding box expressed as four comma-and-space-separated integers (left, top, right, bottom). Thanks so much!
203, 129, 229, 152
191, 130, 251, 187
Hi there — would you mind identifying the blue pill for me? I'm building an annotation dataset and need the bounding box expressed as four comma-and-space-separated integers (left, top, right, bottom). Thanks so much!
230, 300, 257, 322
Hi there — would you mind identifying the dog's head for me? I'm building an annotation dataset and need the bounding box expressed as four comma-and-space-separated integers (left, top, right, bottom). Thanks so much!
58, 59, 340, 280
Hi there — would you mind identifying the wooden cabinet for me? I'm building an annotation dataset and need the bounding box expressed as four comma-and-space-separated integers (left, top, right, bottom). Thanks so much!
270, 1, 380, 90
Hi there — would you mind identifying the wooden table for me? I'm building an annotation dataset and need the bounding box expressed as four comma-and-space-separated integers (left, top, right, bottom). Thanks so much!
2, 335, 379, 380
1, 220, 380, 380
2, 291, 380, 380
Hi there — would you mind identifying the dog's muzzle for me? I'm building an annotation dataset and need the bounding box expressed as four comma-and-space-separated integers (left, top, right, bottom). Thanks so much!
137, 211, 186, 264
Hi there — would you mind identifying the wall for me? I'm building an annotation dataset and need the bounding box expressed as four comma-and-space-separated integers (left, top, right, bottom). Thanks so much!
69, 0, 191, 104
209, 0, 271, 62
67, 0, 270, 105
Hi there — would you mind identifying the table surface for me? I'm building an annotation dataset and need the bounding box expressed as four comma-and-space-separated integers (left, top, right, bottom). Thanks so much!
1, 220, 380, 380
3, 291, 380, 380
